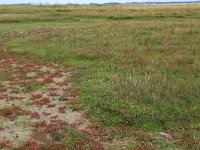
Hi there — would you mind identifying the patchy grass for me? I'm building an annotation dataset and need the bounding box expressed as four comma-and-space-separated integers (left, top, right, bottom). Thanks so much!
0, 72, 11, 82
52, 127, 89, 149
26, 83, 45, 93
0, 4, 200, 148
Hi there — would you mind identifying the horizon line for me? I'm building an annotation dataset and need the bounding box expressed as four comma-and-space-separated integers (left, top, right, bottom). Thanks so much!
0, 0, 200, 5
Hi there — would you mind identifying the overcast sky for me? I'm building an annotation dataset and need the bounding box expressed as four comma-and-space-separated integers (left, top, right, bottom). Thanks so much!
0, 0, 195, 4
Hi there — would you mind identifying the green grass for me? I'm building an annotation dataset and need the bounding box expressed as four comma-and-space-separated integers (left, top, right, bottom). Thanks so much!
51, 127, 87, 149
26, 83, 45, 93
51, 126, 102, 149
0, 72, 10, 81
0, 4, 200, 148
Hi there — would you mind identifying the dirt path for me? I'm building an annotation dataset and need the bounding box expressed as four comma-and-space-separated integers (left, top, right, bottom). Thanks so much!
0, 52, 103, 149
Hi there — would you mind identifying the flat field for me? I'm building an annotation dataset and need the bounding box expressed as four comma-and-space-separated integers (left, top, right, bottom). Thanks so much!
0, 4, 200, 149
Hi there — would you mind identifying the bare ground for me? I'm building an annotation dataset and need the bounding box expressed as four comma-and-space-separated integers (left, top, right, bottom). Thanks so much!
0, 51, 103, 149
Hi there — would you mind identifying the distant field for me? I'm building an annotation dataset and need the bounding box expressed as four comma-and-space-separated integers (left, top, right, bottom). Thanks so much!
0, 4, 200, 149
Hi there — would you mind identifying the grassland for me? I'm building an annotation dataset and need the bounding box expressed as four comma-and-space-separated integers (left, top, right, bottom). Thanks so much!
0, 4, 200, 149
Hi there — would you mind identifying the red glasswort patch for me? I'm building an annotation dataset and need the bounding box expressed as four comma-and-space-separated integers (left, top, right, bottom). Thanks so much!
58, 106, 67, 113
28, 111, 40, 119
119, 123, 126, 131
70, 121, 82, 128
31, 93, 43, 100
42, 112, 51, 116
48, 92, 60, 97
33, 98, 50, 106
24, 64, 35, 68
44, 77, 53, 83
33, 132, 46, 140
44, 124, 56, 133
46, 142, 66, 150
89, 138, 104, 150
47, 103, 56, 108
19, 140, 46, 150
0, 140, 11, 149
66, 89, 80, 97
34, 121, 47, 128
0, 105, 28, 121
56, 80, 69, 86
52, 120, 69, 127
0, 94, 7, 99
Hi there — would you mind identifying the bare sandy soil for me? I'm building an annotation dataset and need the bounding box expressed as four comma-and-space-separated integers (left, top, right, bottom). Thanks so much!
0, 53, 101, 149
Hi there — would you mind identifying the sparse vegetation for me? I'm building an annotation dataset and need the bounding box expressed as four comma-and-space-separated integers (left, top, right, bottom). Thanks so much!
0, 4, 200, 149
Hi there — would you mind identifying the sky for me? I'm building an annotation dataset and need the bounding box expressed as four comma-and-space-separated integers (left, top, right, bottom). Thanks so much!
0, 0, 196, 4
